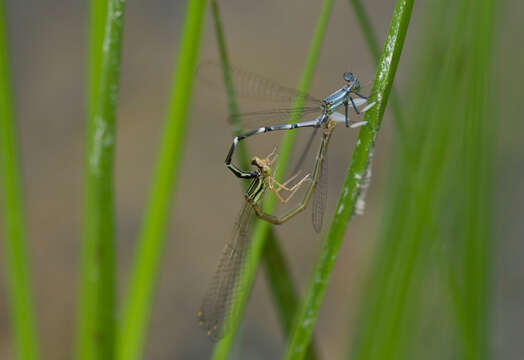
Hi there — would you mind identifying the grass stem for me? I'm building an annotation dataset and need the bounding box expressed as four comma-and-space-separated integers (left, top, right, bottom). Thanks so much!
0, 1, 40, 358
76, 1, 126, 359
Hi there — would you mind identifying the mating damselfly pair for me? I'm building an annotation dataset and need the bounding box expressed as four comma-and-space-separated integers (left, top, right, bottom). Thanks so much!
198, 64, 375, 340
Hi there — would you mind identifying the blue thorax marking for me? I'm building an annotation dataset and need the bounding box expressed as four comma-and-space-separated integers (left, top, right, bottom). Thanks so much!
321, 84, 355, 113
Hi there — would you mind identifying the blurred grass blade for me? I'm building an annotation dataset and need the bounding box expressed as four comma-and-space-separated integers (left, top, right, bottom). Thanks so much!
212, 0, 335, 358
348, 0, 381, 60
349, 0, 496, 359
262, 233, 318, 360
117, 1, 208, 359
210, 0, 249, 169
210, 3, 319, 358
284, 1, 414, 359
0, 1, 40, 359
76, 0, 126, 359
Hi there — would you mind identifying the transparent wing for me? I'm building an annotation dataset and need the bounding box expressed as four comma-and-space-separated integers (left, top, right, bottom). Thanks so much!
198, 200, 254, 341
198, 61, 321, 107
230, 106, 321, 130
312, 148, 328, 233
292, 127, 320, 174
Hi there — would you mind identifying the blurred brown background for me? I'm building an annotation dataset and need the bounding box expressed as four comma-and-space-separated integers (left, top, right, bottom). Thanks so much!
0, 0, 522, 359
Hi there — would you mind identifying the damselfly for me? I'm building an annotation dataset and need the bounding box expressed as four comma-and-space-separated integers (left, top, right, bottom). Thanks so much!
198, 118, 337, 341
223, 66, 373, 180
199, 62, 374, 177
223, 72, 375, 231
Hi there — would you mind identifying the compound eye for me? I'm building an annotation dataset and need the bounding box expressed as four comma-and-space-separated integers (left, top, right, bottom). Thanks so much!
343, 72, 353, 82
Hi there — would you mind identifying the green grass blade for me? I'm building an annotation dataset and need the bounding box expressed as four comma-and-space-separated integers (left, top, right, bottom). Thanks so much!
210, 2, 320, 358
75, 3, 106, 359
283, 1, 414, 359
212, 1, 335, 358
86, 0, 108, 123
117, 1, 208, 359
349, 0, 410, 162
76, 1, 126, 359
0, 2, 40, 359
262, 233, 318, 360
453, 1, 495, 356
349, 0, 496, 359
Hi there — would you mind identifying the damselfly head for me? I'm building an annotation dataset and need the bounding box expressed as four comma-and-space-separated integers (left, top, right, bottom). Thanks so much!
343, 72, 361, 92
251, 156, 271, 177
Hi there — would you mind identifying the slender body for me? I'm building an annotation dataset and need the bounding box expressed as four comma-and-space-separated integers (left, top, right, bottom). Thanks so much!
225, 72, 374, 180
